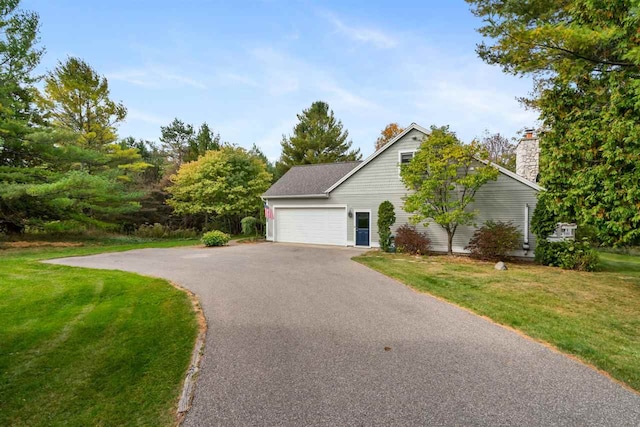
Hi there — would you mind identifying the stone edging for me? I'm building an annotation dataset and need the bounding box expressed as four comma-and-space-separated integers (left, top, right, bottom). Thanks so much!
172, 281, 208, 425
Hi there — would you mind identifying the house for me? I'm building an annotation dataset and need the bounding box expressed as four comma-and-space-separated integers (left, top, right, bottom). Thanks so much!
262, 123, 542, 257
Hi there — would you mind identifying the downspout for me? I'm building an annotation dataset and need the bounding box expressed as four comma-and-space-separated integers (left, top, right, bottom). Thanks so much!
523, 204, 530, 253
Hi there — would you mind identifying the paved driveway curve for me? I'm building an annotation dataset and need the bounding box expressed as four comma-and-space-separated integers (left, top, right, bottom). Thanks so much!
48, 243, 640, 426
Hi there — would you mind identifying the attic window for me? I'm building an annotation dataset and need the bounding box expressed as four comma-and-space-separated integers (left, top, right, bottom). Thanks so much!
398, 150, 416, 177
399, 151, 415, 164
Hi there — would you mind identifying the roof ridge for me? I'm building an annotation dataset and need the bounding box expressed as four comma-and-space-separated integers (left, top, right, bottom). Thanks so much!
289, 161, 362, 168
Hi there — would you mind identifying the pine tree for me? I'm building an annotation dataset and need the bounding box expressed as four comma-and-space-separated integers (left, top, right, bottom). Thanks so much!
38, 57, 127, 149
276, 101, 361, 177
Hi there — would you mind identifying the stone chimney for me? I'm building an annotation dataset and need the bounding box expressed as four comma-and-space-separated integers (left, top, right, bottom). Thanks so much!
516, 128, 540, 183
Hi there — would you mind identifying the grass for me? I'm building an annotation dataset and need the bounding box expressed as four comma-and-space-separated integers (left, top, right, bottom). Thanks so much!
353, 250, 640, 393
0, 238, 200, 426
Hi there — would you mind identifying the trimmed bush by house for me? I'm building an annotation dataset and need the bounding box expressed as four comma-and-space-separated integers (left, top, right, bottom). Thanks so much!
466, 220, 521, 260
395, 224, 430, 255
241, 216, 258, 236
201, 230, 231, 247
377, 201, 396, 252
535, 239, 599, 271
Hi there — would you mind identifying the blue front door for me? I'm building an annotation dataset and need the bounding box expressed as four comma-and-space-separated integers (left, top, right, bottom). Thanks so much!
355, 212, 370, 246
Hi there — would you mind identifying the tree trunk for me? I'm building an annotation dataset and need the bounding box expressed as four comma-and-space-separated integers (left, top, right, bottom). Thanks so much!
447, 230, 454, 255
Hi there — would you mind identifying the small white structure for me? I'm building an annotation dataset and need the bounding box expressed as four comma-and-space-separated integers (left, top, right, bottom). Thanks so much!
547, 223, 578, 242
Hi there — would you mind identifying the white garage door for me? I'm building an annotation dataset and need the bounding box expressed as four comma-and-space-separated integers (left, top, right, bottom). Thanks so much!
275, 207, 347, 246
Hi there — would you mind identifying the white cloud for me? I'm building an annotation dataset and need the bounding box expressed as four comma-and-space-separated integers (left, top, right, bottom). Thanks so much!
108, 65, 207, 89
249, 46, 383, 113
126, 108, 167, 126
323, 13, 397, 49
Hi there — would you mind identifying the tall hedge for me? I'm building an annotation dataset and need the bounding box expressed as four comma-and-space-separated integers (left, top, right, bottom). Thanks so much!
377, 201, 395, 252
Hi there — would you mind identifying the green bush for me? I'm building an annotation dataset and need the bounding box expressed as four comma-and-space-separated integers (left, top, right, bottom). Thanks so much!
531, 196, 558, 240
377, 201, 396, 252
241, 216, 258, 236
576, 223, 600, 246
395, 224, 430, 255
42, 220, 88, 235
465, 220, 521, 260
535, 239, 599, 271
201, 230, 231, 247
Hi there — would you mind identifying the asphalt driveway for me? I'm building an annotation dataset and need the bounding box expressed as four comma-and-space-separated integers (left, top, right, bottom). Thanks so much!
48, 243, 640, 426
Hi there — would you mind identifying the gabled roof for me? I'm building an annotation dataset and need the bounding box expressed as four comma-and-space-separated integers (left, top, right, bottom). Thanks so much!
326, 122, 543, 193
325, 123, 430, 193
263, 161, 361, 198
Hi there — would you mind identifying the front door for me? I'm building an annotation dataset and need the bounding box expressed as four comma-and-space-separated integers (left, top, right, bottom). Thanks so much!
355, 211, 370, 247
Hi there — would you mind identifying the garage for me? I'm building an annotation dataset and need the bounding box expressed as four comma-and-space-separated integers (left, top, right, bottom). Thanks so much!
274, 207, 347, 246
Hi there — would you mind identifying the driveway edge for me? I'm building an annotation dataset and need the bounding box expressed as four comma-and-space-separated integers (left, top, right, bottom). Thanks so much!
171, 280, 208, 425
351, 256, 640, 397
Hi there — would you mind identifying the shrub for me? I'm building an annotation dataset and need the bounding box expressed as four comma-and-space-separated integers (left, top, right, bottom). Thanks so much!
576, 223, 600, 246
465, 220, 521, 260
531, 196, 558, 240
134, 223, 198, 239
42, 220, 88, 235
535, 239, 599, 271
134, 223, 167, 239
395, 224, 430, 255
241, 216, 258, 236
201, 230, 231, 247
377, 201, 396, 252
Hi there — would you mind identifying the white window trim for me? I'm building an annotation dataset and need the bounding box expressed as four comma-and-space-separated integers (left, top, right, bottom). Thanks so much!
398, 150, 417, 177
353, 209, 372, 248
271, 205, 348, 246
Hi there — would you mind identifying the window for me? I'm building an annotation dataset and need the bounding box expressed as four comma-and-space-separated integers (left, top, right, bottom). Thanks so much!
398, 150, 416, 176
399, 151, 414, 164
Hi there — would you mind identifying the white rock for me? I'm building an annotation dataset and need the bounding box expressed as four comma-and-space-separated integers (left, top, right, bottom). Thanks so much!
494, 261, 507, 271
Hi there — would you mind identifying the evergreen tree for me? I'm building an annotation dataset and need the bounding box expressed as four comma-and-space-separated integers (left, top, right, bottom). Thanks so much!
467, 0, 640, 245
276, 101, 361, 177
38, 57, 127, 149
249, 143, 275, 181
0, 0, 43, 168
189, 122, 221, 161
159, 118, 194, 164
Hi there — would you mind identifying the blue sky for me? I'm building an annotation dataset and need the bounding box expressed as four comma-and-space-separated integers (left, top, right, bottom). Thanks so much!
24, 0, 538, 160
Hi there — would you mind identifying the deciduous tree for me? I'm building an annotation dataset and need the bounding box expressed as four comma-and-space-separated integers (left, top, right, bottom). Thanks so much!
401, 126, 498, 255
467, 0, 640, 245
375, 123, 404, 150
167, 146, 272, 229
479, 131, 515, 171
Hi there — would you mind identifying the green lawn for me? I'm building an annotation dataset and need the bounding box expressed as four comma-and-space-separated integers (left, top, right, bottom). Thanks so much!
354, 251, 640, 393
0, 238, 200, 426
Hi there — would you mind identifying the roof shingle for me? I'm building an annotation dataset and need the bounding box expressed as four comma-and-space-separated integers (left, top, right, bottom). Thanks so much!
263, 161, 361, 197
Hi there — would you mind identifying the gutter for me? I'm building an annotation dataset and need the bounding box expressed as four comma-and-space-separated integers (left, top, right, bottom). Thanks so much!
262, 194, 330, 199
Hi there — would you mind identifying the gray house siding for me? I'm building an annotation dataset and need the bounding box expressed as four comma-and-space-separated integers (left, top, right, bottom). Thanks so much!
266, 128, 538, 257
